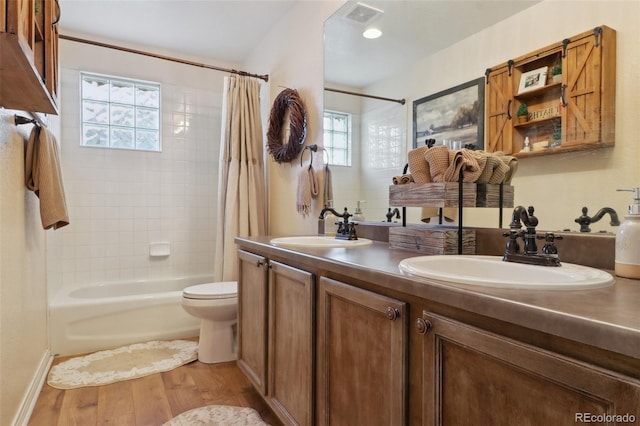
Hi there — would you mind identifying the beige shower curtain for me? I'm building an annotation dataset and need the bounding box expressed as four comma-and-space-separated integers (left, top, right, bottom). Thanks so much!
214, 76, 266, 281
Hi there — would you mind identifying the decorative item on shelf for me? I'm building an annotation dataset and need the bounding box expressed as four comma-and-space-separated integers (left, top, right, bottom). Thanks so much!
550, 121, 562, 147
520, 137, 531, 153
518, 66, 548, 94
517, 103, 528, 123
550, 53, 562, 84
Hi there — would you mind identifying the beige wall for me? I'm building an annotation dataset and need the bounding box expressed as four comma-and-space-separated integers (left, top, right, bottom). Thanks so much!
0, 111, 51, 425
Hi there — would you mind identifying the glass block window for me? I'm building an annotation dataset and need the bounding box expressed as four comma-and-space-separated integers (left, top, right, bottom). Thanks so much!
323, 110, 352, 166
81, 72, 161, 151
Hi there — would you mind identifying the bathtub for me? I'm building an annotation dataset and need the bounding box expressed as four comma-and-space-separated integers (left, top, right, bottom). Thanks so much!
50, 276, 210, 356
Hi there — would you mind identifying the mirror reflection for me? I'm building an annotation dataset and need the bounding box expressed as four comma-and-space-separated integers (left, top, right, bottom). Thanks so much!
323, 0, 633, 233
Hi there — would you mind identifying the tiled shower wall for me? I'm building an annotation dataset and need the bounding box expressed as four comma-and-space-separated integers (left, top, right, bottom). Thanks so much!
47, 67, 220, 298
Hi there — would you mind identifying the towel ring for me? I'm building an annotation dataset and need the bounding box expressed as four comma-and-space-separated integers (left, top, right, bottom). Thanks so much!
300, 144, 318, 167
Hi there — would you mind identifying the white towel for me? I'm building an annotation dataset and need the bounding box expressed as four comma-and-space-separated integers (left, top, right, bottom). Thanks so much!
25, 125, 69, 230
297, 166, 318, 217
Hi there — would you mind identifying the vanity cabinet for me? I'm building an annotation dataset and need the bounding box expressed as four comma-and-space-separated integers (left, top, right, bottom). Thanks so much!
317, 277, 407, 425
485, 26, 615, 157
1, 0, 59, 114
237, 250, 315, 425
419, 311, 640, 425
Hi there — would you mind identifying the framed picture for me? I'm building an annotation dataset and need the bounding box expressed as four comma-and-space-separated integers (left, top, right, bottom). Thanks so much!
413, 77, 484, 149
518, 66, 548, 94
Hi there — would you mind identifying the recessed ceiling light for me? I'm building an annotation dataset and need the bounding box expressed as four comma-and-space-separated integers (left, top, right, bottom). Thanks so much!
362, 28, 382, 39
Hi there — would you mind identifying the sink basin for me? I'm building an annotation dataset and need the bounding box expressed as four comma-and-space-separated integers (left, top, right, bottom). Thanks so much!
270, 236, 373, 248
398, 255, 613, 290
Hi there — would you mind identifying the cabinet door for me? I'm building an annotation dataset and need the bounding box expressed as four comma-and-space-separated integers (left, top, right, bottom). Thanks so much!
268, 260, 315, 425
485, 64, 514, 153
317, 277, 407, 425
562, 30, 605, 147
420, 311, 640, 426
237, 250, 269, 395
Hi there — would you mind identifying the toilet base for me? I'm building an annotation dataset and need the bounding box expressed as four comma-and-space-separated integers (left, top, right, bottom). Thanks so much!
197, 318, 237, 364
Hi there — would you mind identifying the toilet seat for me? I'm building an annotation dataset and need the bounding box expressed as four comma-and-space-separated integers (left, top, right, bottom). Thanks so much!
183, 281, 237, 300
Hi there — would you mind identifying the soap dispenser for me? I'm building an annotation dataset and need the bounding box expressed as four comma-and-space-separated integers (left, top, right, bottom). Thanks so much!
615, 187, 640, 279
353, 201, 366, 222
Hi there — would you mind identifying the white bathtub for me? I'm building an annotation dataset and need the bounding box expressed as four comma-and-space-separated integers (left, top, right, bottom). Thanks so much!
50, 276, 210, 356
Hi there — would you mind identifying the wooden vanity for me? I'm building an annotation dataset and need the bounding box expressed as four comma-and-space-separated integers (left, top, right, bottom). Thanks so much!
235, 233, 640, 425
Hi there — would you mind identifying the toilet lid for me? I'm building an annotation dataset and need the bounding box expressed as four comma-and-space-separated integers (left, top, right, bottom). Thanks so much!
183, 281, 237, 300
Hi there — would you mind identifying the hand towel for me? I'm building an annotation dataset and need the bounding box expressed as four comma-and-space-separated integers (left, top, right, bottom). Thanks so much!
421, 207, 457, 223
476, 153, 510, 184
442, 149, 487, 183
407, 146, 431, 184
423, 145, 450, 182
323, 164, 333, 207
25, 125, 69, 230
494, 152, 519, 184
392, 174, 414, 185
297, 166, 318, 217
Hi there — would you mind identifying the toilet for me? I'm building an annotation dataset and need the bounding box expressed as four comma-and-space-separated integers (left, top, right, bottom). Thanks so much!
181, 281, 238, 364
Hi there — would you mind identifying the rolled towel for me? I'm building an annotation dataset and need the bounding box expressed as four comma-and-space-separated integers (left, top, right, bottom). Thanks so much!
407, 146, 431, 184
442, 149, 487, 183
392, 174, 415, 185
494, 152, 519, 184
297, 166, 318, 217
421, 207, 457, 223
476, 152, 510, 184
423, 145, 449, 182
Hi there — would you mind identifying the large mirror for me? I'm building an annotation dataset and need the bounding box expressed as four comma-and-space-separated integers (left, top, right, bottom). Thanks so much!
323, 0, 630, 233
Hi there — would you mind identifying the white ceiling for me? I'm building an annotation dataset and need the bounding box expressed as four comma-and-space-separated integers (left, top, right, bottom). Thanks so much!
59, 0, 540, 87
58, 0, 298, 64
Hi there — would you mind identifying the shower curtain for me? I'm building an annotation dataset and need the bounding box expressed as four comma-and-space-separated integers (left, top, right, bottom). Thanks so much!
214, 76, 266, 281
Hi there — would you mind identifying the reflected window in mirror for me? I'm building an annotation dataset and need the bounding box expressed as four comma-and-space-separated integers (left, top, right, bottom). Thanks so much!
323, 110, 352, 166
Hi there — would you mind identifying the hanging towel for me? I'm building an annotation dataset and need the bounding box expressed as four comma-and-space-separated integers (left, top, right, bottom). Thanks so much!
421, 207, 457, 223
25, 125, 69, 230
323, 164, 333, 208
297, 166, 318, 217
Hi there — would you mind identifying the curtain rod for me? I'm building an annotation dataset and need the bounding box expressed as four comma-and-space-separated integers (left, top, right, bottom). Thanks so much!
324, 87, 405, 105
59, 34, 269, 82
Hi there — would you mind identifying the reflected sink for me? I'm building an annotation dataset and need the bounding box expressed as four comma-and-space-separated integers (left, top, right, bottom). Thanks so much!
270, 236, 373, 248
398, 255, 614, 290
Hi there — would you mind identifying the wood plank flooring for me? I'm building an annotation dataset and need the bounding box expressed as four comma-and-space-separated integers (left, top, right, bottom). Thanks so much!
28, 348, 281, 426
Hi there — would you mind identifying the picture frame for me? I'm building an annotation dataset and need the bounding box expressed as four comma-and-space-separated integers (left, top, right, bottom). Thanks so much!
413, 77, 485, 149
518, 66, 548, 94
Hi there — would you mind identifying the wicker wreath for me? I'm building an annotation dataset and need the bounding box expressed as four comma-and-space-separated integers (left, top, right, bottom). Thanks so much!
267, 88, 308, 163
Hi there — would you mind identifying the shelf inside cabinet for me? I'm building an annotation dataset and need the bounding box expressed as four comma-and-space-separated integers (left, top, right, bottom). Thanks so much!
514, 115, 560, 129
515, 81, 562, 100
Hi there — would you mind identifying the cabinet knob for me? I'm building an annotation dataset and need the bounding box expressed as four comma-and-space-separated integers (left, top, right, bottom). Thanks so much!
256, 260, 270, 268
385, 307, 400, 321
415, 318, 432, 335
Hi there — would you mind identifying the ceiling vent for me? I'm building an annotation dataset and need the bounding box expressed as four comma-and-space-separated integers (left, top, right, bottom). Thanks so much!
343, 2, 384, 25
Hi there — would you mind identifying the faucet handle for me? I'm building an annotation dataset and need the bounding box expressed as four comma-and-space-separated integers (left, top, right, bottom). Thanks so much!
537, 232, 563, 256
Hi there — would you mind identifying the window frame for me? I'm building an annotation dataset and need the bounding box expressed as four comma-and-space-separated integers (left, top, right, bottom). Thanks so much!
80, 71, 162, 152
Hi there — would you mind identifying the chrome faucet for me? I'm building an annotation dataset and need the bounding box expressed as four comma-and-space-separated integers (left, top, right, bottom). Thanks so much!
385, 207, 401, 223
503, 205, 561, 266
319, 206, 358, 240
574, 206, 620, 232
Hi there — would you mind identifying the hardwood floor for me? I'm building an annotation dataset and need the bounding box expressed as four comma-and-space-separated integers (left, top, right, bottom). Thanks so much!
29, 352, 282, 426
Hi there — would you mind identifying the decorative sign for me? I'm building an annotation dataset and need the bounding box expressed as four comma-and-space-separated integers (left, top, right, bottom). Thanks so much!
529, 105, 560, 121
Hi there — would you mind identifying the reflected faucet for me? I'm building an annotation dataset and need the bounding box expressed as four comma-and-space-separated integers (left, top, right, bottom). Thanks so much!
386, 207, 401, 223
574, 207, 620, 232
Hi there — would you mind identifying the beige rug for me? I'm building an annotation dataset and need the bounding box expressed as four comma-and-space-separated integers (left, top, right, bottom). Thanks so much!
163, 405, 269, 426
47, 340, 198, 389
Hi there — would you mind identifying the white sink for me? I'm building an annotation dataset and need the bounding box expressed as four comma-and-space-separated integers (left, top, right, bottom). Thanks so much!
270, 236, 373, 248
398, 255, 614, 290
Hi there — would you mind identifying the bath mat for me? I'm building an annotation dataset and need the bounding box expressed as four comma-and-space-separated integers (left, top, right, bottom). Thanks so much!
47, 339, 198, 389
163, 405, 269, 426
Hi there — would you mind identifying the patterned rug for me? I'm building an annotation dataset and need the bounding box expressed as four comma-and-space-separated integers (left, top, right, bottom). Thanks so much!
47, 340, 198, 389
163, 405, 269, 426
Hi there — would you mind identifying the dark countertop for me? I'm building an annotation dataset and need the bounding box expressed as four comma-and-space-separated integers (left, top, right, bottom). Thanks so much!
236, 236, 640, 362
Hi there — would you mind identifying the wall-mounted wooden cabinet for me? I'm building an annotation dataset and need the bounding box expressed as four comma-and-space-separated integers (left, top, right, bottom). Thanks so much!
485, 26, 616, 157
1, 0, 59, 114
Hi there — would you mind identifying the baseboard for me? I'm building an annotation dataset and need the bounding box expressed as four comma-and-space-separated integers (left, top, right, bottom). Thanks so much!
12, 349, 53, 426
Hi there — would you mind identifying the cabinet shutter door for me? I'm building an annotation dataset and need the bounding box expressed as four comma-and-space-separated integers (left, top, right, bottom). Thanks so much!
485, 65, 513, 153
563, 33, 602, 146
